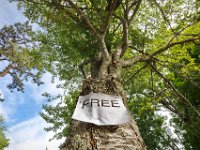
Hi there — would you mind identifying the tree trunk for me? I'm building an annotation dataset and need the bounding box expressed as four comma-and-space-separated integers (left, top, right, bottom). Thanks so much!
60, 76, 146, 150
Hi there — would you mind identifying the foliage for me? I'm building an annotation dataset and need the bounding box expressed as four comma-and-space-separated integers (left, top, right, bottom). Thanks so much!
170, 43, 200, 150
0, 116, 9, 150
9, 0, 200, 149
0, 22, 44, 92
41, 91, 78, 140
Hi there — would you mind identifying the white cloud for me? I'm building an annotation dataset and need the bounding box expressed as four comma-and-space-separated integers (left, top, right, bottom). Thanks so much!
0, 103, 13, 120
5, 116, 64, 150
0, 89, 14, 121
0, 0, 27, 28
25, 73, 65, 104
0, 75, 26, 122
0, 71, 64, 119
0, 102, 6, 116
0, 73, 65, 149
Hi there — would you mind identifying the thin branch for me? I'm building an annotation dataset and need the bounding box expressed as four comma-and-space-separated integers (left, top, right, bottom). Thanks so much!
128, 0, 143, 26
66, 0, 111, 60
149, 63, 200, 118
111, 14, 123, 35
181, 33, 200, 37
0, 64, 13, 77
0, 58, 8, 61
151, 37, 200, 57
157, 59, 200, 89
120, 0, 129, 57
113, 0, 142, 61
127, 0, 138, 12
167, 23, 196, 46
79, 59, 91, 79
102, 0, 121, 33
113, 1, 129, 61
160, 97, 184, 119
152, 0, 174, 32
124, 63, 148, 84
128, 45, 148, 54
16, 0, 44, 5
66, 0, 98, 35
18, 0, 81, 27
112, 22, 122, 34
113, 13, 123, 22
166, 132, 181, 150
150, 68, 154, 97
122, 36, 199, 68
119, 0, 142, 58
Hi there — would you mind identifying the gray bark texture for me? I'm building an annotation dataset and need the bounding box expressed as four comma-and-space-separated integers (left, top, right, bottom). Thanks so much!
60, 77, 146, 150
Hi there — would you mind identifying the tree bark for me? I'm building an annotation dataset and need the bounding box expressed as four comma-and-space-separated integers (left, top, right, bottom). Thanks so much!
60, 76, 146, 150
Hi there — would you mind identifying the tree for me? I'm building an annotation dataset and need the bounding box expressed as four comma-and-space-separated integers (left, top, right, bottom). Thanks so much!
0, 116, 9, 150
0, 22, 43, 93
0, 22, 44, 149
169, 43, 200, 150
11, 0, 200, 149
127, 89, 176, 149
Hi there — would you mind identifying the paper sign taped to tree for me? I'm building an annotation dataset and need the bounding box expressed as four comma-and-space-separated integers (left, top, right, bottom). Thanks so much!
72, 93, 130, 125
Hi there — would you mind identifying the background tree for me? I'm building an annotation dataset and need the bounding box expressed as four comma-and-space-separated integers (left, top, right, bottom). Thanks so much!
0, 22, 43, 93
11, 0, 200, 149
0, 116, 9, 150
170, 43, 200, 150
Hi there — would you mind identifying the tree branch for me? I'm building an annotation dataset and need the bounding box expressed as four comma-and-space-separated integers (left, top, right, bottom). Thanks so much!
160, 97, 184, 119
122, 54, 150, 67
127, 0, 137, 12
151, 37, 200, 57
149, 63, 200, 118
0, 58, 8, 61
124, 63, 148, 84
66, 0, 98, 35
152, 0, 174, 32
128, 0, 143, 26
66, 0, 111, 60
166, 23, 196, 46
115, 0, 142, 59
128, 45, 148, 54
113, 0, 129, 61
102, 0, 121, 33
0, 64, 13, 77
121, 17, 129, 57
121, 36, 199, 68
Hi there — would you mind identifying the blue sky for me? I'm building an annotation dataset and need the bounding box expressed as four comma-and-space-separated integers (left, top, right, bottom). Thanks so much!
0, 0, 64, 149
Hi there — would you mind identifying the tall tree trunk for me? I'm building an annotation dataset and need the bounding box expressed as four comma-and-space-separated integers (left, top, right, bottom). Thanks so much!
60, 76, 146, 150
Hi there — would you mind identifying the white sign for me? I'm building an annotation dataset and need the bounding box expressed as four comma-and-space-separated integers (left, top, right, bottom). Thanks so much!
72, 93, 130, 125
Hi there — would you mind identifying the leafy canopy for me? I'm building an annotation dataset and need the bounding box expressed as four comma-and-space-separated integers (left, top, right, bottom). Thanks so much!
0, 22, 44, 93
10, 0, 200, 149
